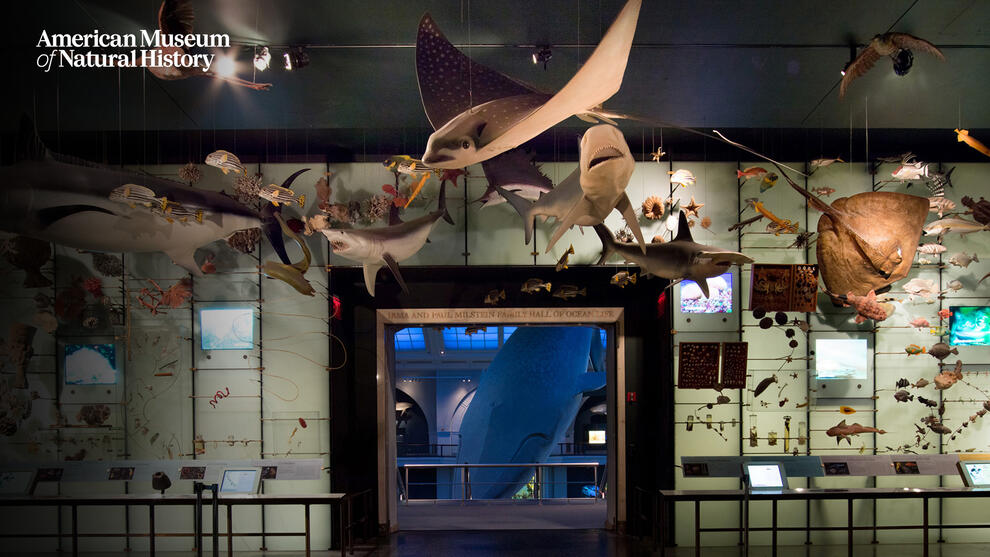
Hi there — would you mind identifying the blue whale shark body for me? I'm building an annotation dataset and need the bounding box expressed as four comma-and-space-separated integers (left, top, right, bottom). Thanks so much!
456, 326, 606, 499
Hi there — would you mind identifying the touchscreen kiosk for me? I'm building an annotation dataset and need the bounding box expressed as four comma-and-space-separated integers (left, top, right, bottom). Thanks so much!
0, 471, 36, 495
219, 468, 261, 494
745, 462, 787, 491
958, 460, 990, 488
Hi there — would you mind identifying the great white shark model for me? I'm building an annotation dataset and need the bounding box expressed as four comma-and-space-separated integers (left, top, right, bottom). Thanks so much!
456, 326, 605, 499
497, 124, 645, 253
595, 211, 753, 298
416, 0, 641, 169
0, 116, 292, 275
321, 182, 453, 297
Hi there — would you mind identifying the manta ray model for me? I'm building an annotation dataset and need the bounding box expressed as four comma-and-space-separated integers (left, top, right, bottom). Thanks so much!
416, 0, 641, 169
594, 212, 753, 298
0, 116, 292, 276
321, 182, 453, 297
497, 124, 645, 253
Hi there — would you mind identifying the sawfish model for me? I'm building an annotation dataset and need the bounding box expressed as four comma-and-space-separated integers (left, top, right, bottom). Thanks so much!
321, 182, 453, 296
457, 326, 605, 499
594, 212, 753, 298
416, 0, 641, 168
497, 124, 645, 253
0, 116, 292, 276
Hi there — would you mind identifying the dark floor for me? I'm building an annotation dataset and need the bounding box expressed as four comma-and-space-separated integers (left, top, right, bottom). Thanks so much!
397, 499, 607, 530
24, 533, 990, 556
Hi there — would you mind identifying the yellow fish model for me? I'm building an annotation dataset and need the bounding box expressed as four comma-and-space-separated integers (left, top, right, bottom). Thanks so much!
955, 129, 990, 158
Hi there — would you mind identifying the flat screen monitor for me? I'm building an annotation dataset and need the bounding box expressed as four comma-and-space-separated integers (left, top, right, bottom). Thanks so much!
745, 463, 787, 490
680, 272, 733, 313
219, 468, 261, 494
958, 461, 990, 488
64, 343, 118, 385
815, 338, 868, 380
950, 306, 990, 346
0, 471, 36, 495
200, 308, 255, 350
588, 430, 606, 445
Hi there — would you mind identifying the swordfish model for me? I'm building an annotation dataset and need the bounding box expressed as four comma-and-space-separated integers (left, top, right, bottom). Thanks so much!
0, 116, 293, 275
320, 182, 454, 297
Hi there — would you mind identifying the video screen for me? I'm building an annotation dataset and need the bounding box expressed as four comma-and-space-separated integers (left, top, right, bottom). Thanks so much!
220, 469, 259, 493
200, 308, 254, 350
747, 464, 784, 488
950, 306, 990, 346
0, 471, 35, 495
964, 463, 990, 487
64, 344, 118, 385
261, 466, 277, 480
824, 462, 850, 476
587, 430, 606, 445
680, 272, 732, 313
815, 338, 868, 380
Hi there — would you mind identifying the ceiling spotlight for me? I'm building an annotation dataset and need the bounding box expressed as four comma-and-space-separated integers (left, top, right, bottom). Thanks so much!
253, 47, 271, 71
283, 46, 310, 71
214, 56, 236, 78
892, 48, 913, 76
532, 46, 552, 70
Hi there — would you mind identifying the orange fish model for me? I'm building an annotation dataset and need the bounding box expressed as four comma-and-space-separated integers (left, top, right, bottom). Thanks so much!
955, 129, 990, 158
843, 290, 891, 324
736, 166, 768, 181
745, 199, 798, 235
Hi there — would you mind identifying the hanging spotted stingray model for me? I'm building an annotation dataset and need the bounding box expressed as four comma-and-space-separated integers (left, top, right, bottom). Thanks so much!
416, 0, 641, 168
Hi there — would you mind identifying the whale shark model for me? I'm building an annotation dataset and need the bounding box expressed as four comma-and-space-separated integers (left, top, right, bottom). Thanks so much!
0, 116, 291, 276
457, 326, 606, 499
321, 182, 453, 297
595, 212, 753, 298
497, 124, 645, 253
417, 0, 641, 169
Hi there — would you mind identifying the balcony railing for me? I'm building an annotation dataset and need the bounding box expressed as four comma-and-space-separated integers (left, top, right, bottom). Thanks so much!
399, 462, 606, 502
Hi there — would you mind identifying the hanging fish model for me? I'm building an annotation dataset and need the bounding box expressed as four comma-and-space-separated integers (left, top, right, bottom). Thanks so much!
954, 129, 990, 158
475, 149, 553, 209
261, 211, 315, 296
205, 150, 245, 175
948, 252, 979, 268
417, 0, 642, 168
928, 197, 955, 218
669, 169, 696, 188
826, 420, 886, 444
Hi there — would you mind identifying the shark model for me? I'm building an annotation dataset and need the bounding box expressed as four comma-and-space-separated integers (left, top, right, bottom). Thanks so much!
457, 326, 605, 499
474, 149, 553, 209
416, 0, 641, 169
0, 116, 292, 276
321, 182, 453, 296
497, 124, 645, 253
595, 212, 753, 298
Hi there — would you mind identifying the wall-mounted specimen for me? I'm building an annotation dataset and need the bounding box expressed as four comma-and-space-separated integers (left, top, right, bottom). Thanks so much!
678, 342, 721, 389
923, 217, 990, 238
961, 196, 990, 224
750, 264, 818, 312
928, 342, 958, 361
826, 420, 886, 444
720, 342, 749, 389
596, 212, 752, 298
321, 182, 453, 296
416, 0, 641, 168
0, 236, 51, 287
1, 324, 36, 389
954, 129, 990, 158
934, 360, 964, 390
842, 290, 893, 323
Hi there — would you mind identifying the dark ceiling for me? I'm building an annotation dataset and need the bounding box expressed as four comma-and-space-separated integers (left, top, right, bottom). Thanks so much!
7, 0, 990, 162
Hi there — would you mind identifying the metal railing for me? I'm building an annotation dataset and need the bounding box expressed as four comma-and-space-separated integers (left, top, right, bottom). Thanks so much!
399, 462, 605, 502
397, 443, 460, 457
553, 442, 607, 456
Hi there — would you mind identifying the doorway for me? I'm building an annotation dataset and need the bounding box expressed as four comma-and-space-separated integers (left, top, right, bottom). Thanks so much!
375, 308, 626, 532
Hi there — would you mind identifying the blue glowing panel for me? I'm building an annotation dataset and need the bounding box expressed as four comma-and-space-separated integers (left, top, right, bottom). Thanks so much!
64, 344, 117, 385
394, 328, 426, 351
680, 272, 733, 313
200, 308, 254, 350
950, 306, 990, 346
505, 327, 606, 348
443, 327, 500, 350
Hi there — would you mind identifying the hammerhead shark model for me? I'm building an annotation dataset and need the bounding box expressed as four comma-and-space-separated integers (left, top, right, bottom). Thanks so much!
417, 0, 641, 169
321, 182, 453, 297
595, 212, 753, 298
0, 116, 293, 276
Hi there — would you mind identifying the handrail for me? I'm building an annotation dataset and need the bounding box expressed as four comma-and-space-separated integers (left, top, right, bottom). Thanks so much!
398, 462, 603, 502
401, 462, 602, 468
